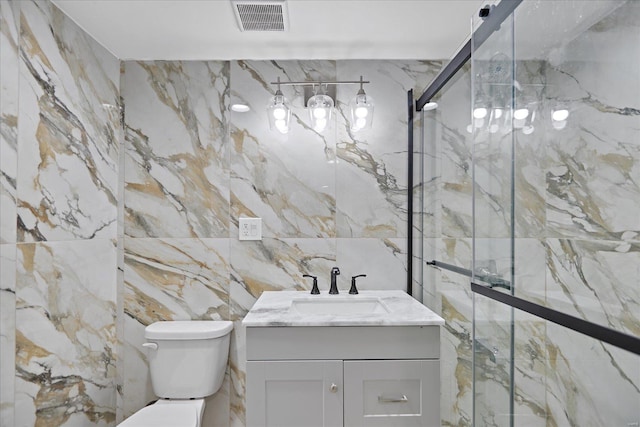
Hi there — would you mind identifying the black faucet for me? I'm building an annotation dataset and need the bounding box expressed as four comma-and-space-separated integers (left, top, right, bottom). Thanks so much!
303, 274, 319, 295
329, 267, 340, 294
349, 274, 366, 294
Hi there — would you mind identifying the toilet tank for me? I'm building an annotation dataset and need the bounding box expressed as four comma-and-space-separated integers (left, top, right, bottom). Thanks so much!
144, 320, 233, 399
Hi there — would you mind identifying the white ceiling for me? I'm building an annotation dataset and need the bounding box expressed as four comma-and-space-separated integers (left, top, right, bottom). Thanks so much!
51, 0, 483, 61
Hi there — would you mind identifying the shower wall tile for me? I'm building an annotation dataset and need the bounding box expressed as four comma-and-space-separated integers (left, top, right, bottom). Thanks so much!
230, 60, 337, 239
545, 238, 640, 337
122, 60, 230, 239
15, 239, 118, 427
544, 322, 640, 427
542, 36, 640, 242
1, 0, 19, 245
0, 244, 16, 426
335, 60, 440, 238
17, 0, 120, 243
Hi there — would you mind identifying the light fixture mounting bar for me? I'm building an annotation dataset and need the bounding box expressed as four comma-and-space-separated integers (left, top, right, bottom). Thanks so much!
270, 80, 370, 87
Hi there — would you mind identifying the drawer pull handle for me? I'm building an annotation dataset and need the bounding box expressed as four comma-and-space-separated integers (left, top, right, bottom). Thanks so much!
378, 394, 408, 403
330, 383, 338, 393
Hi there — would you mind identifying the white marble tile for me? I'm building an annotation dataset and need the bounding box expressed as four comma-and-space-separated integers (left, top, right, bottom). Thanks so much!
122, 61, 230, 239
335, 238, 407, 292
16, 1, 120, 243
0, 244, 16, 426
335, 60, 441, 238
16, 239, 118, 426
230, 60, 337, 238
229, 237, 336, 318
124, 237, 230, 324
0, 0, 19, 246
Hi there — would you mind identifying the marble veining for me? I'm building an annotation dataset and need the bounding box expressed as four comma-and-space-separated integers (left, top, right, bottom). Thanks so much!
242, 290, 444, 327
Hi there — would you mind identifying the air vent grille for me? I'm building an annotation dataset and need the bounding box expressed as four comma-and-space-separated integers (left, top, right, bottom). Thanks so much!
232, 0, 289, 32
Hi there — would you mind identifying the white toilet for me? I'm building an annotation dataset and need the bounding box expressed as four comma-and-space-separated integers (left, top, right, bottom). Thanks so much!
119, 320, 233, 427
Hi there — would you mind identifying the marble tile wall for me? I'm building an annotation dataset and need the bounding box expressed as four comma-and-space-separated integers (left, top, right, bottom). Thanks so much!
0, 1, 19, 425
1, 0, 122, 425
120, 58, 439, 426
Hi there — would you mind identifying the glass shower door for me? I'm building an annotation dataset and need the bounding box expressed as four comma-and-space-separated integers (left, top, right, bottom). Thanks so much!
471, 5, 516, 427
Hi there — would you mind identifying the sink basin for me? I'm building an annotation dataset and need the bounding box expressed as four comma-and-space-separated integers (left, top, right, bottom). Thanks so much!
290, 297, 389, 315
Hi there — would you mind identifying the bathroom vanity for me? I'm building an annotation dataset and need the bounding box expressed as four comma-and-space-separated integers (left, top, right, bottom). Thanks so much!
243, 291, 444, 427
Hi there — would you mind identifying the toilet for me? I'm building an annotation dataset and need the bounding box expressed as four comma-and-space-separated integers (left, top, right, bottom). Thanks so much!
119, 320, 233, 427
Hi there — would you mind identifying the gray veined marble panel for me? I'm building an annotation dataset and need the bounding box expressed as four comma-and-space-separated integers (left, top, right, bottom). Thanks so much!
230, 60, 337, 238
545, 238, 640, 335
123, 61, 230, 239
15, 239, 118, 427
1, 0, 19, 245
335, 60, 441, 238
124, 237, 230, 325
0, 243, 16, 426
16, 1, 120, 243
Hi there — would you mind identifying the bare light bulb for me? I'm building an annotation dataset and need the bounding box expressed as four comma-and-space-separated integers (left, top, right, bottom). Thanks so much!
273, 107, 286, 120
355, 106, 369, 118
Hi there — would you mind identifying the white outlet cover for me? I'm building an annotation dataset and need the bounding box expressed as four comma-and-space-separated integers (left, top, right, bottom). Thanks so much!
239, 217, 262, 241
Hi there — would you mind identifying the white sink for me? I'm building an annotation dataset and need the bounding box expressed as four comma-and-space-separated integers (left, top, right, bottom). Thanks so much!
290, 296, 389, 315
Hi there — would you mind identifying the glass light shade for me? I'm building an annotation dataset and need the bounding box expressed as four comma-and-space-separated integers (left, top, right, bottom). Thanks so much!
349, 91, 374, 132
267, 91, 291, 134
307, 93, 334, 132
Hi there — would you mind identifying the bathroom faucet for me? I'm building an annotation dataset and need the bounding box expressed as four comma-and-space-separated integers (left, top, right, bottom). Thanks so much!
329, 267, 340, 294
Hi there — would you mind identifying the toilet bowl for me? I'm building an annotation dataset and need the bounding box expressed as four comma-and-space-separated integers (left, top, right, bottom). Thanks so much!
118, 399, 205, 427
118, 320, 233, 427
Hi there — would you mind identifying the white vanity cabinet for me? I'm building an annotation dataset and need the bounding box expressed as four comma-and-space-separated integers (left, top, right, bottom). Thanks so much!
245, 326, 441, 427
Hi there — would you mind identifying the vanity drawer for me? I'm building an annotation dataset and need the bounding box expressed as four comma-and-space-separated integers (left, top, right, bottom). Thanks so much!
344, 359, 440, 427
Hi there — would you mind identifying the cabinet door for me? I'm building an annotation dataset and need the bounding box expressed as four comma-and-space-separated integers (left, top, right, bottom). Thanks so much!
343, 360, 440, 427
246, 360, 343, 427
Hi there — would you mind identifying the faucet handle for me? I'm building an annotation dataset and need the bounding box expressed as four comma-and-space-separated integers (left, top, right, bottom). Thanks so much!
349, 274, 367, 295
303, 274, 320, 295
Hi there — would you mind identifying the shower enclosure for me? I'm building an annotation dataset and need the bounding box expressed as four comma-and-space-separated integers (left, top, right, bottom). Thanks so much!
413, 0, 640, 425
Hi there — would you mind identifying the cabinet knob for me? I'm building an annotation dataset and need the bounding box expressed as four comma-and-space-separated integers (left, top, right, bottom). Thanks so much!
329, 383, 338, 393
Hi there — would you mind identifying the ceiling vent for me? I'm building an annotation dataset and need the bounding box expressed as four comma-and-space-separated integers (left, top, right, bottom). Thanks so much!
231, 0, 289, 32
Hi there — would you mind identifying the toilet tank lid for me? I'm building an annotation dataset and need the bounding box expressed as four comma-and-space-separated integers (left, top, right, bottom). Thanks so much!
145, 320, 233, 340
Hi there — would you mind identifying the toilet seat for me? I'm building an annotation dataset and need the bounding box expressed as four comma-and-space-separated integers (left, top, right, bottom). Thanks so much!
118, 400, 201, 427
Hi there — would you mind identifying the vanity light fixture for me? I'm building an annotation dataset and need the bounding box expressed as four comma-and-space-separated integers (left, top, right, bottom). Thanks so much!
349, 76, 374, 132
268, 76, 373, 134
267, 77, 291, 134
307, 85, 334, 132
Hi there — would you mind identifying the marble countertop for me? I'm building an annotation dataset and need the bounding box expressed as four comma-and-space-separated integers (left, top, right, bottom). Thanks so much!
242, 290, 445, 327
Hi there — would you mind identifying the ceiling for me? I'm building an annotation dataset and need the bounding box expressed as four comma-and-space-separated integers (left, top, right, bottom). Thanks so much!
51, 0, 483, 61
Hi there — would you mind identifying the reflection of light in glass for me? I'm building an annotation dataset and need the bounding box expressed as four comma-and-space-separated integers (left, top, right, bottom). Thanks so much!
522, 125, 534, 135
552, 120, 567, 130
493, 108, 503, 119
466, 124, 473, 134
552, 109, 569, 121
514, 108, 529, 120
474, 117, 485, 128
473, 107, 488, 119
231, 103, 250, 112
489, 124, 499, 134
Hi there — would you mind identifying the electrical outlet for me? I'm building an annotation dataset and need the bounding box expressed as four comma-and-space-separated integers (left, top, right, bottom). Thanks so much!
239, 217, 262, 241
